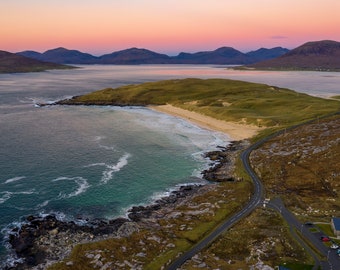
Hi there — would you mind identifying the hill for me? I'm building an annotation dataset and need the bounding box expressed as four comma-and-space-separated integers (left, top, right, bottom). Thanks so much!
99, 48, 171, 64
17, 46, 289, 65
173, 47, 251, 64
0, 50, 74, 73
57, 78, 340, 129
248, 40, 340, 71
19, 47, 98, 64
245, 47, 289, 62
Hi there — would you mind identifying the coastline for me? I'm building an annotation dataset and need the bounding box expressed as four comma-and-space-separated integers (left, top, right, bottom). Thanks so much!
5, 102, 252, 269
149, 104, 262, 140
6, 138, 248, 269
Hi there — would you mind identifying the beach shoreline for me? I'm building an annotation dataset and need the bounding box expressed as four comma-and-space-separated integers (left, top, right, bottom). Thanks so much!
5, 102, 253, 269
6, 138, 247, 269
149, 104, 262, 140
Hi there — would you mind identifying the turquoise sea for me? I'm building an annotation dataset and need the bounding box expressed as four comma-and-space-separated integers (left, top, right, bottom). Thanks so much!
0, 65, 339, 267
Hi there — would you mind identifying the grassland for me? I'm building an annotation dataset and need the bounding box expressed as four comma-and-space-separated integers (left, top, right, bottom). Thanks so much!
181, 208, 313, 269
250, 114, 340, 220
48, 182, 253, 270
60, 78, 340, 131
49, 79, 340, 269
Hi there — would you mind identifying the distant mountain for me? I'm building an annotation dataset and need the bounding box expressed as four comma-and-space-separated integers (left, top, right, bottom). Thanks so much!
0, 50, 73, 73
17, 46, 289, 65
18, 50, 43, 60
173, 47, 252, 64
248, 40, 340, 71
19, 47, 98, 64
246, 47, 289, 62
99, 48, 171, 64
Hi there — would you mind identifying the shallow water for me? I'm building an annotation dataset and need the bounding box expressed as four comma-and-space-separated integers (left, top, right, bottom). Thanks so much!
0, 65, 339, 266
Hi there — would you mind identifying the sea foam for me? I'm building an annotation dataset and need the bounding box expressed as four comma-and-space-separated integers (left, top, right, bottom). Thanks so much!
0, 190, 36, 204
52, 177, 90, 198
0, 192, 11, 204
3, 176, 26, 184
85, 153, 131, 184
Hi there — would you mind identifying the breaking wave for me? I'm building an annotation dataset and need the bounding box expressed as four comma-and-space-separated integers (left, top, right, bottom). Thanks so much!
85, 153, 131, 184
0, 190, 36, 204
52, 177, 90, 199
3, 176, 26, 184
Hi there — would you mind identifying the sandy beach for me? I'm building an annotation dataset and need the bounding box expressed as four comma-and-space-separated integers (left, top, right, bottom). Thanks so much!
150, 104, 262, 140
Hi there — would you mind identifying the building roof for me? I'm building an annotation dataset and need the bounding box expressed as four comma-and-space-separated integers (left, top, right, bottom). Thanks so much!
279, 266, 291, 270
332, 217, 340, 231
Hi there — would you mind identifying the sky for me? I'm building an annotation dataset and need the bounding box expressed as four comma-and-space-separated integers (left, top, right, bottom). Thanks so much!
1, 0, 340, 55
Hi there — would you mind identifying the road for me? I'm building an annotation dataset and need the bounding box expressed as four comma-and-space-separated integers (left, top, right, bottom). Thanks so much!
166, 139, 266, 270
267, 198, 340, 270
167, 114, 340, 270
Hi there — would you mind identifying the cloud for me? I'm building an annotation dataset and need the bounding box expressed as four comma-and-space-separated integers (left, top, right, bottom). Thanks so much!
270, 36, 288, 39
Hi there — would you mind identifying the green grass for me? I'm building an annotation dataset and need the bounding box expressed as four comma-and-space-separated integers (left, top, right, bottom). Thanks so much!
63, 78, 340, 128
316, 223, 334, 237
48, 181, 252, 270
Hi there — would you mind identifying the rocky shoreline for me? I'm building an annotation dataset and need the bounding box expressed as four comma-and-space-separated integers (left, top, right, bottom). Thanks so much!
5, 140, 247, 269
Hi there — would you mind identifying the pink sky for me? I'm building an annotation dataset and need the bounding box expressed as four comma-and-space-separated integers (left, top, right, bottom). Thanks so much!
1, 0, 340, 55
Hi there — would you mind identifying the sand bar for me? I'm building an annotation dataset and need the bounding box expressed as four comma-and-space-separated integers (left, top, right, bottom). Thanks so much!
149, 104, 262, 140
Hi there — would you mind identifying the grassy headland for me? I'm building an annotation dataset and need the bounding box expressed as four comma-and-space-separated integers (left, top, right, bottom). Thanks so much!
59, 78, 340, 133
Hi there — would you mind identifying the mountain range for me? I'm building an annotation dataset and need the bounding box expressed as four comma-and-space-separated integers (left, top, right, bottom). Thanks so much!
248, 40, 340, 71
18, 46, 289, 65
2, 40, 339, 73
0, 51, 73, 73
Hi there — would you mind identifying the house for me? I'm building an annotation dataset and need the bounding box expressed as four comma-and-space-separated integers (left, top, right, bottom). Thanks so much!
331, 217, 340, 238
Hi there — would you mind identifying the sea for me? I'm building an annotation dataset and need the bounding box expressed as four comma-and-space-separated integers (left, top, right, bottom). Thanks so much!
0, 65, 339, 267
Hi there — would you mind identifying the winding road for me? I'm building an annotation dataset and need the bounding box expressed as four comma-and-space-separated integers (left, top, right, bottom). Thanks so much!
166, 138, 267, 270
167, 117, 340, 270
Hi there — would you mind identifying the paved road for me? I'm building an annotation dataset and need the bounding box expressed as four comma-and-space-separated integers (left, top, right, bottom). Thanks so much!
166, 141, 265, 270
167, 113, 340, 270
267, 198, 340, 270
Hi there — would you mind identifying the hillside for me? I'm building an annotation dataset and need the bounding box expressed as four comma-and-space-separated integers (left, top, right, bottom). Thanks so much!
245, 47, 289, 62
18, 46, 289, 65
57, 78, 340, 129
248, 40, 340, 71
99, 48, 171, 64
251, 113, 340, 219
0, 50, 74, 73
173, 47, 251, 64
19, 47, 98, 64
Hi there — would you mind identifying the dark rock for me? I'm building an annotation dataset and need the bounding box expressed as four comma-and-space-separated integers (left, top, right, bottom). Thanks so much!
5, 141, 247, 269
202, 140, 247, 181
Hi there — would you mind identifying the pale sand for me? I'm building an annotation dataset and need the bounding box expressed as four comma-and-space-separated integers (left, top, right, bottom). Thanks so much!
149, 104, 262, 140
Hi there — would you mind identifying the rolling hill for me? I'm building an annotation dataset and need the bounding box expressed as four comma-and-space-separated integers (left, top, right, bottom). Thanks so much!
19, 47, 99, 64
248, 40, 340, 71
99, 48, 171, 64
0, 50, 74, 73
18, 46, 289, 65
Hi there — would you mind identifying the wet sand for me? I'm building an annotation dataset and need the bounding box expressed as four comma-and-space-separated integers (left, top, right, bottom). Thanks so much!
149, 104, 262, 140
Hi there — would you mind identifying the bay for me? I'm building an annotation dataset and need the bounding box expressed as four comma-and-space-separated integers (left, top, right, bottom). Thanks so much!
0, 65, 339, 266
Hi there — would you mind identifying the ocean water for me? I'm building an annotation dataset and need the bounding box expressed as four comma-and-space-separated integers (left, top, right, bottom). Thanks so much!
0, 65, 339, 266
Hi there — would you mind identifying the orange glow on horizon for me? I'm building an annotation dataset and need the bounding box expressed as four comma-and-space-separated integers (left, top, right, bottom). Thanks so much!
1, 0, 340, 55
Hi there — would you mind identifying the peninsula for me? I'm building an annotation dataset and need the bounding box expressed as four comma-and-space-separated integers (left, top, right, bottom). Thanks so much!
10, 78, 340, 269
